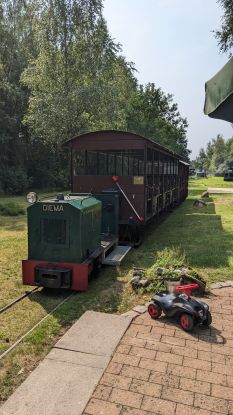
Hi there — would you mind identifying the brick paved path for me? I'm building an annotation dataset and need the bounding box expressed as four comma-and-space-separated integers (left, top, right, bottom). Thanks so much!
82, 287, 233, 415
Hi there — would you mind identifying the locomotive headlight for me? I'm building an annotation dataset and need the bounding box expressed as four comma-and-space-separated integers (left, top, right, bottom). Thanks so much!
26, 192, 38, 204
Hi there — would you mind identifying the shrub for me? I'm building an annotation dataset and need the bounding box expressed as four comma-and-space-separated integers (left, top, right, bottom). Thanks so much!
1, 168, 32, 195
0, 202, 25, 216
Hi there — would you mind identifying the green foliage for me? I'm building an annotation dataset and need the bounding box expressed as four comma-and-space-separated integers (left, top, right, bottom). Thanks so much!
0, 167, 31, 195
126, 83, 190, 159
194, 134, 233, 175
0, 202, 25, 216
0, 0, 190, 194
216, 0, 233, 55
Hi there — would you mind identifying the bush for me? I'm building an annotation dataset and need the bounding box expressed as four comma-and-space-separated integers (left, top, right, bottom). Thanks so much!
1, 168, 32, 195
0, 202, 25, 216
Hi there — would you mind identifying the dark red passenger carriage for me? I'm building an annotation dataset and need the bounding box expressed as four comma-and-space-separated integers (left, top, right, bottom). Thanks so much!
65, 130, 189, 244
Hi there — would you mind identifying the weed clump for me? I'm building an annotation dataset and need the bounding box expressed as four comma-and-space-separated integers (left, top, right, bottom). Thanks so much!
131, 247, 206, 295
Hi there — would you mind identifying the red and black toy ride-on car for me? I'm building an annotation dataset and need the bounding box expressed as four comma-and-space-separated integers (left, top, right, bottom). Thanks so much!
148, 283, 212, 332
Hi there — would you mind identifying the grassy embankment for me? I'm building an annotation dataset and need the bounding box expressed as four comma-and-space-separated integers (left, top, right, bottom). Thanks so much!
1, 177, 233, 401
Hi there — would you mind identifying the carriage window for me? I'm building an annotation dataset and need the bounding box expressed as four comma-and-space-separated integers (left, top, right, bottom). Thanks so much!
74, 150, 86, 175
108, 153, 116, 175
116, 155, 123, 176
99, 152, 108, 175
87, 151, 97, 174
74, 149, 144, 176
128, 157, 134, 175
122, 153, 129, 175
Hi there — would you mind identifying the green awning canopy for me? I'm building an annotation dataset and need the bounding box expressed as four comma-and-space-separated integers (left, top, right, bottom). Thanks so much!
204, 57, 233, 123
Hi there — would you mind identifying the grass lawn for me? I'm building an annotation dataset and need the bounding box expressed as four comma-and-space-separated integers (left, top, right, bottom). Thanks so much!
1, 177, 233, 401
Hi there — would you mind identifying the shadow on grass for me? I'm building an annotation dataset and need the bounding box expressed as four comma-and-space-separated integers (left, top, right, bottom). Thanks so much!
27, 268, 125, 331
122, 197, 231, 270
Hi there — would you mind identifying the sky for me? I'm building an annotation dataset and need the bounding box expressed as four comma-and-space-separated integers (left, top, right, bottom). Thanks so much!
103, 0, 233, 159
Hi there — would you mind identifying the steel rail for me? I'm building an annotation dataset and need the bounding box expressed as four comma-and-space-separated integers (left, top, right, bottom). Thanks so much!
0, 287, 39, 315
0, 292, 75, 361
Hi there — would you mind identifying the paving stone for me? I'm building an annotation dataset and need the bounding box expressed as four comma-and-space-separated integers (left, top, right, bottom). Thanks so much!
145, 340, 172, 353
121, 407, 153, 415
141, 395, 176, 415
211, 282, 226, 289
176, 403, 218, 415
171, 345, 198, 358
122, 311, 140, 319
156, 350, 183, 365
85, 398, 122, 415
47, 348, 109, 369
198, 350, 226, 364
149, 372, 180, 389
167, 363, 196, 379
129, 346, 156, 360
161, 335, 185, 347
0, 358, 103, 415
106, 362, 123, 375
139, 358, 167, 373
212, 362, 233, 375
212, 384, 233, 400
116, 344, 131, 354
93, 384, 112, 400
109, 388, 143, 409
112, 353, 140, 367
132, 305, 147, 314
161, 386, 194, 406
179, 377, 211, 395
121, 365, 150, 381
227, 375, 233, 387
130, 379, 162, 398
55, 311, 132, 356
186, 339, 211, 351
121, 335, 146, 348
196, 370, 227, 386
183, 356, 211, 371
100, 373, 132, 390
194, 393, 229, 414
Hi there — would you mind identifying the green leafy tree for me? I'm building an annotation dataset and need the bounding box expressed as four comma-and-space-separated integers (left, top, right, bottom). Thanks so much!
193, 148, 207, 171
126, 83, 190, 159
216, 0, 233, 55
0, 0, 37, 193
194, 134, 233, 176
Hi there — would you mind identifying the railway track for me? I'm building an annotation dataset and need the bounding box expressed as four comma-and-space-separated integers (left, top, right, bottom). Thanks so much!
0, 290, 75, 360
0, 287, 40, 314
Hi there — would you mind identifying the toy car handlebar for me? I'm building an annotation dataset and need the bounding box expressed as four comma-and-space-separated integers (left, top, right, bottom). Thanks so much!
175, 283, 199, 297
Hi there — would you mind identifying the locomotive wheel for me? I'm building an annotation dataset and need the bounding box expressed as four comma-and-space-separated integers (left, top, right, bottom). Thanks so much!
180, 313, 194, 332
148, 302, 162, 319
202, 310, 212, 327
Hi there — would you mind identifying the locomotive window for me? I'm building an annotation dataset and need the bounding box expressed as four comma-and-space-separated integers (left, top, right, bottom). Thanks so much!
42, 219, 66, 245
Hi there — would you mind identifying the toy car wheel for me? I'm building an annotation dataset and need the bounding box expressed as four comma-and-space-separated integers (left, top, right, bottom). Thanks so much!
148, 302, 162, 319
202, 310, 212, 327
180, 313, 194, 332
